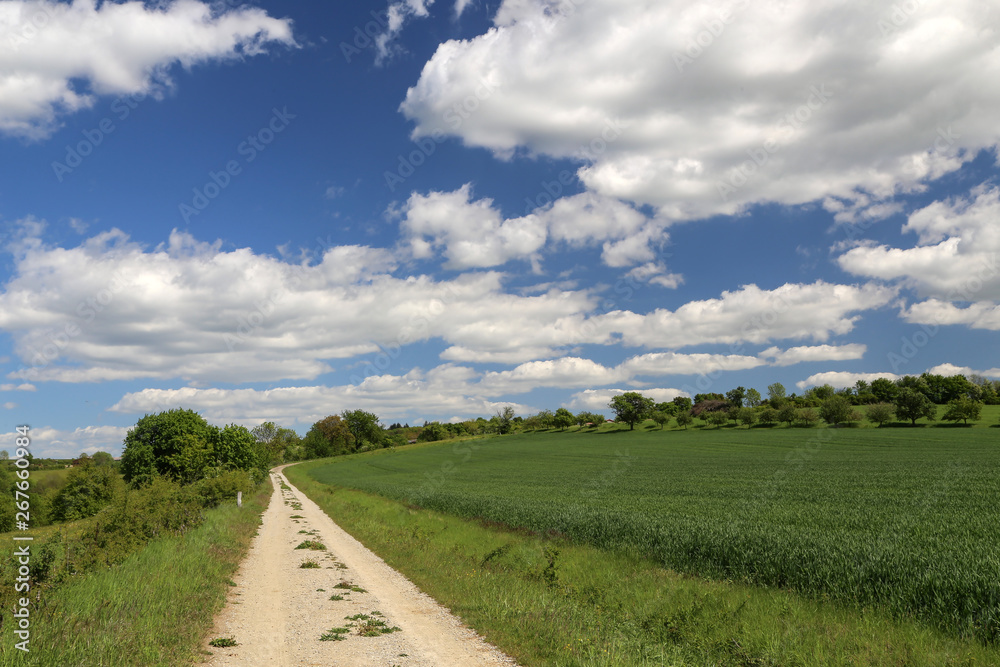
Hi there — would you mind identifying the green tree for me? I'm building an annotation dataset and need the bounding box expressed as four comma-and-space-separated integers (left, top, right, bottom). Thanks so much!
777, 403, 797, 426
894, 388, 937, 425
870, 377, 898, 403
725, 386, 746, 408
651, 411, 670, 430
608, 392, 654, 430
418, 422, 449, 442
675, 411, 693, 429
707, 410, 729, 429
120, 409, 216, 488
819, 395, 853, 425
672, 396, 693, 413
91, 451, 115, 467
304, 415, 353, 458
341, 410, 383, 450
737, 407, 759, 428
796, 408, 820, 427
767, 382, 786, 406
759, 406, 778, 426
51, 459, 125, 522
745, 388, 762, 408
866, 403, 896, 427
213, 424, 264, 480
942, 397, 983, 425
495, 406, 516, 435
553, 408, 575, 430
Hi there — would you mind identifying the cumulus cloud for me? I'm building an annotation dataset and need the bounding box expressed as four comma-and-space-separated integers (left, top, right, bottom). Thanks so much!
565, 388, 688, 412
925, 363, 1000, 379
0, 425, 128, 458
796, 371, 901, 392
397, 185, 667, 270
901, 300, 1000, 331
401, 0, 1000, 221
0, 0, 295, 138
109, 368, 534, 428
839, 184, 1000, 302
759, 344, 867, 367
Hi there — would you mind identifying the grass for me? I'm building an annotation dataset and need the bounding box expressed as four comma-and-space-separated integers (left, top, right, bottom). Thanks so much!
286, 428, 1000, 666
0, 478, 271, 666
294, 539, 326, 550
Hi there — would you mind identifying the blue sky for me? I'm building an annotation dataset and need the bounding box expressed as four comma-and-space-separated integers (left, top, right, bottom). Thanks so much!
0, 0, 998, 457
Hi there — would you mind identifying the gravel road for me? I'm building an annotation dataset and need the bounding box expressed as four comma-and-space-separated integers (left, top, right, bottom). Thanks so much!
202, 466, 520, 667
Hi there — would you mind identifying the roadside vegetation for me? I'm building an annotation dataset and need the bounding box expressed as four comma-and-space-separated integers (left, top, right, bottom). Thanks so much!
0, 408, 274, 665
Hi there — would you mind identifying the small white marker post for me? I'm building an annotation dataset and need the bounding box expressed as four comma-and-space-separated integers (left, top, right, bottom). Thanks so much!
237, 491, 243, 508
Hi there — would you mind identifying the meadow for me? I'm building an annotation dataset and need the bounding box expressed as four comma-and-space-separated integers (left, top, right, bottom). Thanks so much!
302, 424, 1000, 645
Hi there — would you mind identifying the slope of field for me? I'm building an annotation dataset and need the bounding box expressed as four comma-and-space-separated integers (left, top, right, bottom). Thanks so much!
305, 428, 1000, 643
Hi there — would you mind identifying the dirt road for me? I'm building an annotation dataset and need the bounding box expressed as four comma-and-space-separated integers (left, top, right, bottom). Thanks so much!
204, 467, 519, 666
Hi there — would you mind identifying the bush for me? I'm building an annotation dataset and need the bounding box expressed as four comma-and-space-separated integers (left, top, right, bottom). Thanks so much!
866, 403, 896, 427
51, 461, 126, 522
191, 470, 256, 508
796, 408, 820, 427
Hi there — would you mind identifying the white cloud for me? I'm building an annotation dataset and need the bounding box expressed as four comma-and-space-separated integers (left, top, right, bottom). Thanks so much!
109, 368, 534, 428
0, 383, 36, 391
0, 0, 295, 138
0, 425, 128, 458
454, 0, 474, 18
375, 0, 434, 64
925, 363, 1000, 379
902, 299, 1000, 331
565, 388, 688, 413
397, 185, 666, 270
607, 282, 896, 349
2, 402, 16, 410
401, 0, 1000, 221
839, 184, 1000, 301
796, 371, 901, 392
759, 344, 867, 367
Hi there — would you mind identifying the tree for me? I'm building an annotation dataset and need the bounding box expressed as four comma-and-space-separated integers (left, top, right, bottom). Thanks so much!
0, 450, 9, 460
651, 411, 671, 430
745, 388, 762, 408
767, 382, 786, 406
809, 384, 835, 401
942, 397, 983, 425
213, 424, 264, 480
672, 396, 693, 413
91, 451, 114, 467
737, 407, 759, 428
495, 406, 516, 435
51, 458, 125, 522
796, 408, 820, 427
894, 388, 937, 425
553, 408, 575, 430
870, 377, 898, 403
418, 422, 449, 442
725, 386, 746, 408
866, 403, 896, 427
303, 416, 353, 458
608, 392, 654, 430
819, 395, 853, 425
707, 410, 730, 429
759, 406, 778, 426
341, 410, 383, 450
675, 411, 693, 429
778, 403, 797, 426
120, 409, 216, 488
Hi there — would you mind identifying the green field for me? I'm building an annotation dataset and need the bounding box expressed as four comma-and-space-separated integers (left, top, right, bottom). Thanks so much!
305, 427, 1000, 643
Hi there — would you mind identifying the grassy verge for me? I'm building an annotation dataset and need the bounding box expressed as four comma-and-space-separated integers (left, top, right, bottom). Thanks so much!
0, 478, 271, 666
286, 460, 996, 667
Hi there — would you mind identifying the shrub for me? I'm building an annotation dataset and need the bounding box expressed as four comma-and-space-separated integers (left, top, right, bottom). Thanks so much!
191, 470, 256, 508
51, 461, 126, 522
866, 403, 896, 427
796, 408, 820, 427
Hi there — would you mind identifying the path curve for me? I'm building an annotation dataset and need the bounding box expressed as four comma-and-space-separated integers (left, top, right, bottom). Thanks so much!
203, 466, 519, 666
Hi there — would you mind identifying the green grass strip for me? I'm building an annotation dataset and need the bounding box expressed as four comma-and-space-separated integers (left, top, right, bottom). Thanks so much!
0, 479, 271, 666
